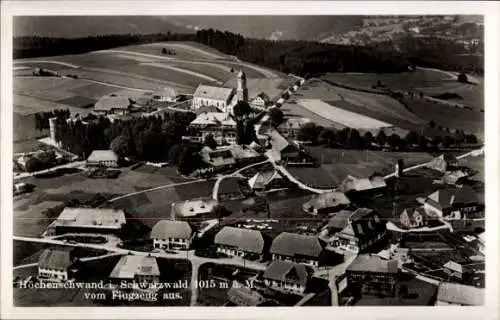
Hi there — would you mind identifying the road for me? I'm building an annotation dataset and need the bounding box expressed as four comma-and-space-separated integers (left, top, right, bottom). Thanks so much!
14, 161, 85, 181
13, 235, 268, 306
211, 159, 270, 200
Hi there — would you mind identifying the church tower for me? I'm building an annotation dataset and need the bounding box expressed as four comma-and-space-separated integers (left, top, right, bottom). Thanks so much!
236, 69, 248, 102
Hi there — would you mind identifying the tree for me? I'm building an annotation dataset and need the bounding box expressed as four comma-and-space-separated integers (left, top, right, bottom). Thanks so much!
457, 72, 469, 83
318, 128, 336, 146
363, 132, 374, 148
399, 284, 409, 299
268, 107, 284, 127
24, 157, 43, 173
236, 121, 245, 145
297, 122, 319, 143
177, 146, 197, 176
442, 135, 456, 148
428, 120, 436, 129
212, 205, 230, 218
376, 130, 387, 146
204, 134, 218, 150
404, 131, 420, 146
347, 129, 363, 148
110, 135, 131, 158
233, 101, 252, 118
168, 144, 183, 166
230, 68, 234, 73
162, 48, 167, 54
387, 134, 402, 148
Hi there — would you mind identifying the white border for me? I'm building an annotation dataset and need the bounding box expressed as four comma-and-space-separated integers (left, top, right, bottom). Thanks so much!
1, 1, 499, 319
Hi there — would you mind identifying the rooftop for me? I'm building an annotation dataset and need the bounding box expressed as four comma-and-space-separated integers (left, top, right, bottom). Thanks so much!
425, 185, 479, 210
248, 170, 283, 190
193, 85, 234, 101
347, 254, 398, 274
270, 232, 323, 258
263, 260, 309, 286
214, 226, 265, 254
150, 220, 193, 240
109, 255, 160, 279
87, 150, 119, 163
38, 248, 76, 270
50, 207, 126, 229
94, 95, 133, 111
302, 191, 351, 212
190, 112, 237, 127
340, 174, 387, 192
171, 199, 217, 217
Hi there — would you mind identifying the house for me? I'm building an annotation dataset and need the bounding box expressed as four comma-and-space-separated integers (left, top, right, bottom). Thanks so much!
214, 226, 265, 260
109, 255, 160, 284
346, 254, 399, 297
340, 174, 387, 198
277, 118, 311, 139
265, 129, 301, 162
427, 154, 459, 173
302, 191, 351, 216
322, 208, 386, 254
248, 170, 286, 191
442, 260, 464, 280
192, 85, 235, 113
150, 220, 194, 250
94, 95, 133, 115
227, 282, 266, 306
436, 282, 484, 306
217, 177, 246, 201
270, 232, 324, 267
399, 207, 428, 229
171, 199, 217, 218
151, 87, 177, 102
45, 207, 126, 236
199, 147, 236, 173
263, 260, 310, 295
86, 150, 119, 168
423, 186, 481, 219
38, 248, 78, 281
183, 112, 237, 145
250, 92, 271, 109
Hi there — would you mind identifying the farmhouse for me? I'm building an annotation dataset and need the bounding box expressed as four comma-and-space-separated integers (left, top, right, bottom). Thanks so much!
263, 260, 310, 295
217, 177, 247, 201
109, 255, 160, 284
436, 282, 484, 306
340, 174, 387, 199
302, 191, 351, 216
399, 207, 429, 229
423, 186, 481, 219
152, 87, 177, 102
192, 85, 235, 113
150, 220, 194, 250
38, 248, 78, 281
171, 199, 218, 218
86, 150, 119, 168
94, 95, 133, 115
322, 208, 387, 254
346, 254, 399, 297
265, 129, 301, 162
427, 154, 460, 173
277, 117, 311, 139
214, 226, 265, 259
248, 170, 286, 191
270, 232, 324, 267
250, 92, 271, 110
184, 112, 237, 145
45, 207, 126, 236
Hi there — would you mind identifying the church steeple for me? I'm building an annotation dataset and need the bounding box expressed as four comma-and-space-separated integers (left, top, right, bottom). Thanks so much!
236, 69, 248, 102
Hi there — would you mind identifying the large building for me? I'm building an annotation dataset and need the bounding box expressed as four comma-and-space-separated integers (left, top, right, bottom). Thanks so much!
346, 254, 399, 297
150, 220, 194, 250
109, 255, 160, 284
86, 150, 119, 168
270, 232, 324, 267
214, 227, 265, 260
45, 207, 126, 236
94, 95, 133, 115
302, 191, 351, 216
322, 208, 387, 254
192, 85, 235, 113
38, 248, 78, 281
423, 186, 481, 219
262, 260, 310, 295
183, 112, 237, 145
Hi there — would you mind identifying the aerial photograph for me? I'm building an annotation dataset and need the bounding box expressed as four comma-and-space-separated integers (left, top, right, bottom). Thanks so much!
12, 15, 485, 307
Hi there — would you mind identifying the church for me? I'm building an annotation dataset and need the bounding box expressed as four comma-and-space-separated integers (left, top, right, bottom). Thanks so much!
191, 70, 248, 115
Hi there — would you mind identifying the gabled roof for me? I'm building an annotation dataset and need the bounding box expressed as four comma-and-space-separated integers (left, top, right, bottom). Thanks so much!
87, 150, 119, 163
251, 92, 270, 103
263, 260, 309, 286
347, 208, 385, 236
51, 207, 126, 229
303, 191, 350, 212
347, 254, 398, 274
194, 85, 234, 101
270, 232, 323, 258
172, 199, 217, 218
437, 282, 484, 306
341, 174, 387, 192
190, 112, 237, 127
400, 207, 427, 226
326, 210, 355, 231
109, 255, 160, 279
195, 106, 221, 115
214, 227, 265, 254
94, 95, 133, 111
248, 170, 283, 189
38, 248, 76, 270
443, 260, 463, 273
425, 186, 479, 210
150, 220, 193, 240
153, 87, 177, 98
266, 129, 299, 154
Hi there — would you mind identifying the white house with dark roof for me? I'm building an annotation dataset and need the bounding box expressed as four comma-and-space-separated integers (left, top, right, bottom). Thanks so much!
214, 227, 265, 259
192, 85, 235, 113
346, 254, 399, 297
423, 185, 481, 219
150, 220, 194, 250
94, 95, 133, 115
38, 248, 78, 281
270, 232, 324, 267
302, 191, 351, 216
262, 260, 310, 295
436, 282, 484, 306
184, 112, 238, 145
152, 87, 177, 102
248, 170, 285, 191
45, 207, 126, 236
250, 92, 271, 110
86, 150, 119, 168
109, 255, 160, 284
